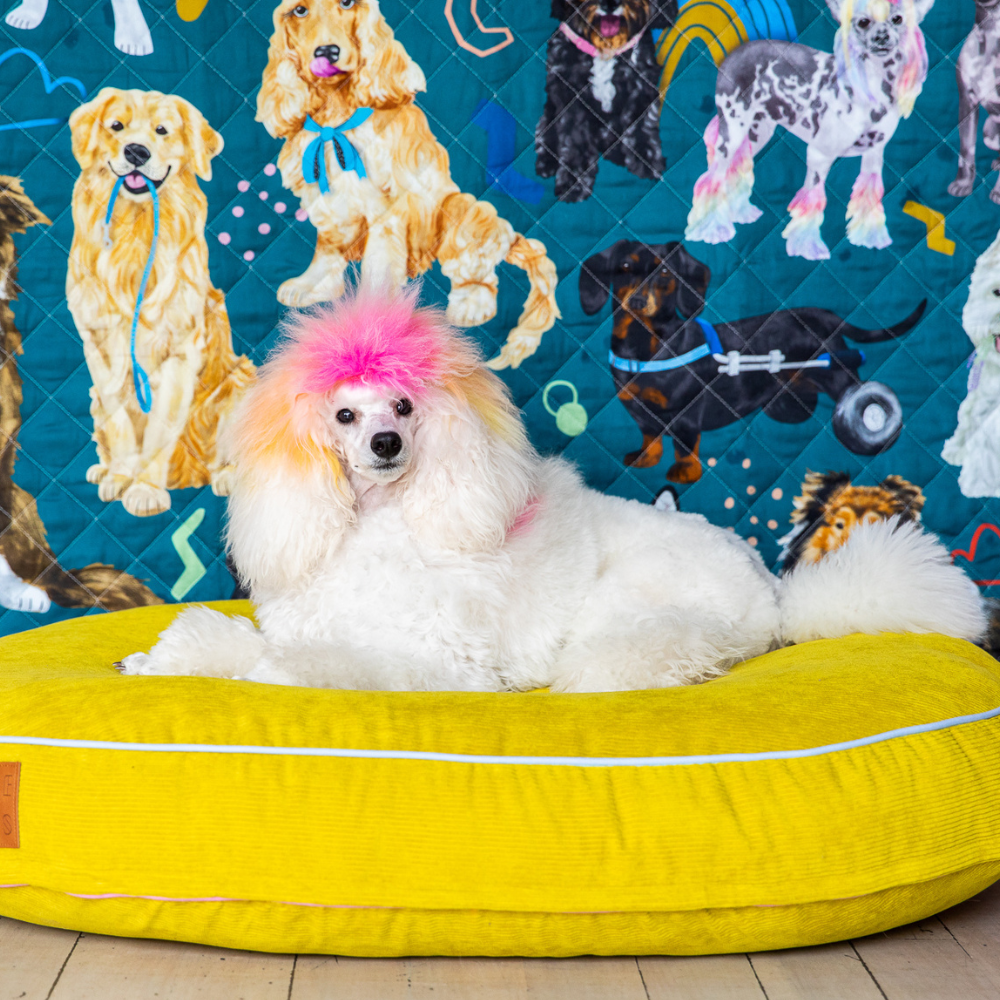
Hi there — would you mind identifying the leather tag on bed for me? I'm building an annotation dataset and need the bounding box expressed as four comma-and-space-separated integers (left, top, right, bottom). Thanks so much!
0, 763, 20, 848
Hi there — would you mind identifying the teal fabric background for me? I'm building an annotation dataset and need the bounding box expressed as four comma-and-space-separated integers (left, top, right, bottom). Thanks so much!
0, 0, 996, 635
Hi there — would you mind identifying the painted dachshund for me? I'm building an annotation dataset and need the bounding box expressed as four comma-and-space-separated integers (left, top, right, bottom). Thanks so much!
580, 240, 927, 483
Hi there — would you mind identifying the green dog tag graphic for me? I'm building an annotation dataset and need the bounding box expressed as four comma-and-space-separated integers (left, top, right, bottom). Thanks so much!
543, 380, 588, 437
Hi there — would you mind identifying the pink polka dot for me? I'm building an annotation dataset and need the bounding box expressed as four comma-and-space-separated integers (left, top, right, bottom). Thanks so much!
258, 223, 271, 235
232, 206, 244, 218
264, 163, 277, 176
771, 488, 783, 500
295, 208, 308, 221
217, 232, 231, 245
748, 537, 758, 547
274, 201, 287, 213
259, 191, 269, 201
724, 497, 735, 510
243, 250, 255, 262
237, 180, 250, 192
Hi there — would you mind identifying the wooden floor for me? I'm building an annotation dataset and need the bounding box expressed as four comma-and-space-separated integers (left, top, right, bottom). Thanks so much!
2, 881, 998, 999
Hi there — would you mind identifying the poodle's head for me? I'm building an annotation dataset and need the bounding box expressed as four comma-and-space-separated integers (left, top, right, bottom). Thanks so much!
226, 287, 535, 595
256, 0, 426, 138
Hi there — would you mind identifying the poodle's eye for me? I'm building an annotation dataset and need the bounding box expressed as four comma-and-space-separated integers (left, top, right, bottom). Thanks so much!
396, 398, 412, 416
835, 521, 845, 531
992, 288, 1000, 297
155, 125, 168, 135
292, 4, 308, 16
110, 121, 124, 131
620, 261, 631, 271
857, 17, 870, 28
891, 13, 903, 24
339, 0, 356, 7
336, 408, 355, 424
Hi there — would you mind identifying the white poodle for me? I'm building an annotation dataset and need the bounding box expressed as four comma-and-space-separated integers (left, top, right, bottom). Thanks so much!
943, 227, 1000, 497
121, 291, 986, 691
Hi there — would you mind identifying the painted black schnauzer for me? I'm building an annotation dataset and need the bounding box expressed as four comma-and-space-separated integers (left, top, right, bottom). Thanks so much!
580, 240, 926, 483
536, 0, 676, 202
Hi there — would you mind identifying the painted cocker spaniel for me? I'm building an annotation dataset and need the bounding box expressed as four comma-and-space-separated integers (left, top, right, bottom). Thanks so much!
536, 0, 676, 202
256, 0, 559, 369
67, 88, 255, 518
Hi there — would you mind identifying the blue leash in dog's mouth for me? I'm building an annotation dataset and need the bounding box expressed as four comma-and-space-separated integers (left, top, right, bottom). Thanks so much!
103, 172, 159, 415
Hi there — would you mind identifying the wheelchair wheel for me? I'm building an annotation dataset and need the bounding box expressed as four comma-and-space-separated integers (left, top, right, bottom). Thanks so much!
832, 381, 903, 455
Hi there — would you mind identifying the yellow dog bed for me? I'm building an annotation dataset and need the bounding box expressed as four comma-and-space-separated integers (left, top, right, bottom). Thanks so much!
0, 602, 998, 956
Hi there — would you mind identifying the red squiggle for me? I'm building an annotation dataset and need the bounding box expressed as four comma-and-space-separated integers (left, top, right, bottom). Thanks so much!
951, 523, 1000, 586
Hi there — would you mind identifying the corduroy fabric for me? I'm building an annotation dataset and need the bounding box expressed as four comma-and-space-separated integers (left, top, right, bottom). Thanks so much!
0, 603, 997, 954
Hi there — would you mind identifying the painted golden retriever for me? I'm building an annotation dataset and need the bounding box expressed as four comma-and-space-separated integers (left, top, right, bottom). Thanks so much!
67, 88, 255, 518
257, 0, 559, 369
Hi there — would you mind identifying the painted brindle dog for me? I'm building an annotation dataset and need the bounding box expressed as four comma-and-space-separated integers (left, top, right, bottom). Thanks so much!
535, 0, 676, 202
579, 240, 926, 484
0, 177, 161, 614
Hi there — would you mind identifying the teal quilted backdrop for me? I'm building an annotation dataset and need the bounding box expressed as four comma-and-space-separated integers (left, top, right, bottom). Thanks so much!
0, 0, 998, 634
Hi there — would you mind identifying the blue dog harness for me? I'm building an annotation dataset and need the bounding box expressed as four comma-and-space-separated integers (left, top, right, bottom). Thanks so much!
104, 173, 158, 414
609, 318, 863, 377
608, 318, 722, 374
303, 109, 374, 193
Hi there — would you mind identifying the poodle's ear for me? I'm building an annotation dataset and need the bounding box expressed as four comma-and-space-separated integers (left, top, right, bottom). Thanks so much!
550, 0, 575, 20
579, 240, 626, 315
225, 380, 356, 596
663, 242, 710, 318
69, 88, 121, 169
649, 0, 678, 30
256, 10, 311, 138
912, 0, 934, 23
352, 6, 426, 110
0, 177, 50, 234
175, 97, 223, 181
399, 376, 536, 554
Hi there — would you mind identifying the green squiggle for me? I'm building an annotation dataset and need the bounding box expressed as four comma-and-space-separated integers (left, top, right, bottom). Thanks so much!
170, 508, 207, 601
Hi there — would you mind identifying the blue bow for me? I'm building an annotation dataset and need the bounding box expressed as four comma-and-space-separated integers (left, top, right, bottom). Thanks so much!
302, 109, 374, 193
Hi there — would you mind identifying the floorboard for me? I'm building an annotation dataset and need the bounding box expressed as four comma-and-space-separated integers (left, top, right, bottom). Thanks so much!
749, 942, 883, 1000
0, 917, 79, 1000
638, 954, 765, 999
936, 878, 1000, 990
46, 932, 294, 1000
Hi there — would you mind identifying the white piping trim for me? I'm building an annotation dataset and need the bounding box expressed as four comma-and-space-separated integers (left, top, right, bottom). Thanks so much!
0, 706, 997, 767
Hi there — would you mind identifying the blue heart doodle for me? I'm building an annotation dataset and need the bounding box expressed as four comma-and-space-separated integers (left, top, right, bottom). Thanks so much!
0, 47, 86, 133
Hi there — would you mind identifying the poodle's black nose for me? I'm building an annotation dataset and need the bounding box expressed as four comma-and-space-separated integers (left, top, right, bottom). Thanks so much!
314, 44, 341, 63
124, 144, 151, 167
370, 431, 402, 460
628, 292, 647, 311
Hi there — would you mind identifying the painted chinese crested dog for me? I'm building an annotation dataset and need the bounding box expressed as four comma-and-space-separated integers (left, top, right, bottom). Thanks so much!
685, 0, 933, 260
121, 292, 985, 692
256, 0, 559, 370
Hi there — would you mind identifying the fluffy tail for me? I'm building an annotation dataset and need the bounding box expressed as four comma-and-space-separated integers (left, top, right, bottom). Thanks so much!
487, 235, 560, 370
779, 518, 986, 645
39, 563, 163, 611
837, 299, 927, 343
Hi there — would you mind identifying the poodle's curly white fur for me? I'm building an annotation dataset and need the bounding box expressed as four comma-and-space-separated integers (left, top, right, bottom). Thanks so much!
121, 294, 986, 692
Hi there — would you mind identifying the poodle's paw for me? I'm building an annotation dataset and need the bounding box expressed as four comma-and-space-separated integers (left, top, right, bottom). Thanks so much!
122, 481, 171, 517
210, 465, 236, 497
684, 213, 736, 245
87, 463, 109, 485
949, 174, 975, 197
989, 184, 1000, 208
242, 658, 300, 686
97, 473, 132, 502
277, 270, 345, 308
5, 0, 46, 30
117, 651, 154, 675
485, 331, 541, 370
846, 220, 892, 250
447, 283, 498, 328
624, 437, 663, 468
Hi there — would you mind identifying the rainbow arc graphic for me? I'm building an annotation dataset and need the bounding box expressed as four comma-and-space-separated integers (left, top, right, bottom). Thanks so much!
656, 0, 797, 98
